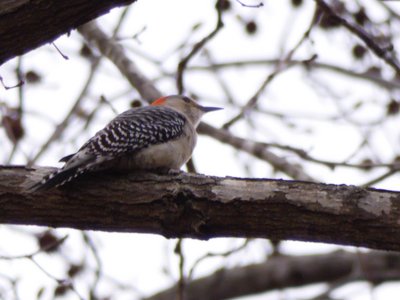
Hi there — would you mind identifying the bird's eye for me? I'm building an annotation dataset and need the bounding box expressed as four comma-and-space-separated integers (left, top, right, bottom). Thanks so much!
182, 96, 191, 103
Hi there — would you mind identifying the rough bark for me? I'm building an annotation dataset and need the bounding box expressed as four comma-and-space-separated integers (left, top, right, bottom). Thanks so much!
1, 166, 400, 251
0, 0, 137, 65
146, 250, 400, 300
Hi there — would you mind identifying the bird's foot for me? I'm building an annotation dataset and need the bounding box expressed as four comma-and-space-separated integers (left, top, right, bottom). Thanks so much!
153, 168, 184, 176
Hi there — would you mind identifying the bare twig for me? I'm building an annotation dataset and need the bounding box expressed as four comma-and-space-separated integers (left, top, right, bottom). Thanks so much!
235, 0, 264, 8
28, 58, 102, 166
78, 21, 162, 101
361, 168, 399, 187
198, 123, 316, 181
0, 74, 24, 90
316, 0, 400, 75
51, 42, 69, 60
176, 1, 224, 93
188, 59, 400, 90
188, 239, 251, 279
30, 257, 85, 300
174, 239, 185, 300
0, 235, 68, 260
82, 232, 102, 299
29, 9, 131, 165
222, 5, 318, 129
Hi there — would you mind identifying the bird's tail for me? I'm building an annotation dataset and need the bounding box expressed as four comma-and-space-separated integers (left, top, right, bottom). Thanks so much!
24, 167, 80, 192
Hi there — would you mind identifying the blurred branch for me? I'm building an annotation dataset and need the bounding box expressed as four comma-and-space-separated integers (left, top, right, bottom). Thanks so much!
174, 239, 186, 300
0, 235, 68, 260
29, 257, 85, 300
6, 57, 25, 164
29, 8, 132, 166
2, 166, 400, 251
78, 21, 162, 101
82, 232, 103, 299
145, 250, 400, 300
198, 123, 315, 181
0, 232, 82, 299
189, 59, 400, 90
28, 58, 102, 165
222, 5, 318, 130
176, 0, 224, 94
239, 139, 400, 171
235, 0, 264, 8
188, 239, 250, 279
0, 0, 137, 65
316, 0, 400, 75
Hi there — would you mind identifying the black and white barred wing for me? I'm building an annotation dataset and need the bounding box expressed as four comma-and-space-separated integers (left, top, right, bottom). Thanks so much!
27, 106, 186, 191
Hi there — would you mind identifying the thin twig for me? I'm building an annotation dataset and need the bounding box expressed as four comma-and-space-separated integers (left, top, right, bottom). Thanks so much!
235, 0, 264, 8
29, 8, 131, 165
222, 5, 318, 129
0, 235, 68, 260
176, 1, 224, 93
30, 257, 85, 300
188, 239, 251, 279
174, 239, 185, 300
28, 57, 102, 166
52, 42, 69, 60
0, 75, 24, 90
361, 168, 399, 187
6, 57, 24, 164
198, 122, 316, 181
316, 0, 400, 75
188, 59, 400, 90
82, 232, 102, 299
203, 49, 236, 104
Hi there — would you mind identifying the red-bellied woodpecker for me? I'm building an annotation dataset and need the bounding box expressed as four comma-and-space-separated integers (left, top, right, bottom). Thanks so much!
28, 95, 222, 191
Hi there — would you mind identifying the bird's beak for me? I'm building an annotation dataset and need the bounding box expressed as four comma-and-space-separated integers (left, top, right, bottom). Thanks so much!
200, 106, 223, 113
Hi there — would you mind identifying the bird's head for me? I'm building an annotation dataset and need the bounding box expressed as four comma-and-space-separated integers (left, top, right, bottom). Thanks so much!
151, 95, 222, 127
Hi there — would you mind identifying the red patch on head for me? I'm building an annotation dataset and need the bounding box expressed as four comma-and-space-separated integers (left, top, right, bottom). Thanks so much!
151, 97, 167, 106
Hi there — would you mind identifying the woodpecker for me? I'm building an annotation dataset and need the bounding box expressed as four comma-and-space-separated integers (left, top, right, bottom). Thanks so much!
28, 95, 222, 191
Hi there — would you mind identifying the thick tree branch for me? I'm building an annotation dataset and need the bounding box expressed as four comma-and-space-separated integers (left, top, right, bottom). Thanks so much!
0, 0, 136, 65
146, 250, 400, 300
1, 166, 400, 251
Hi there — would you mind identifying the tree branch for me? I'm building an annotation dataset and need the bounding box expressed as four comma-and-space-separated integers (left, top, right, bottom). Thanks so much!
198, 123, 315, 181
78, 21, 162, 101
2, 166, 400, 251
0, 0, 136, 65
315, 0, 400, 75
145, 250, 400, 300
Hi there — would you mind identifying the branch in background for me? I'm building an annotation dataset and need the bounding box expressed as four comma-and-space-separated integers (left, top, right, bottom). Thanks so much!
29, 8, 131, 166
316, 0, 400, 75
189, 59, 400, 90
78, 21, 162, 101
2, 166, 400, 251
145, 250, 400, 300
28, 58, 102, 166
176, 0, 224, 94
198, 123, 315, 181
222, 5, 318, 130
